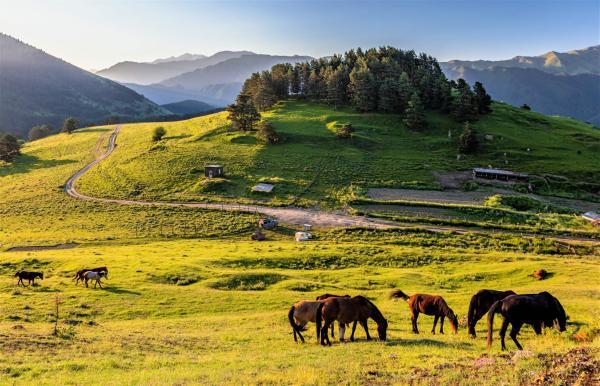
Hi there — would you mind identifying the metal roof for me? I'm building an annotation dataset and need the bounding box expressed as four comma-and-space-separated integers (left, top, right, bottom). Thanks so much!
473, 168, 528, 177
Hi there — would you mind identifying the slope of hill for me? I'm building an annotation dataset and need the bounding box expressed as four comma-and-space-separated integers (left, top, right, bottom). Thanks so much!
443, 45, 600, 75
160, 99, 214, 115
443, 66, 600, 125
151, 53, 206, 64
96, 51, 255, 84
0, 34, 169, 137
77, 100, 600, 211
441, 45, 600, 125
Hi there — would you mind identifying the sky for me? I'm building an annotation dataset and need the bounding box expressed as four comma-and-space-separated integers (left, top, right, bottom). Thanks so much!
1, 0, 598, 71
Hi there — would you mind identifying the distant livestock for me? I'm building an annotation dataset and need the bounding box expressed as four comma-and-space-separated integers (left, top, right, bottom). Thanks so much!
14, 271, 43, 286
82, 271, 108, 288
74, 266, 108, 286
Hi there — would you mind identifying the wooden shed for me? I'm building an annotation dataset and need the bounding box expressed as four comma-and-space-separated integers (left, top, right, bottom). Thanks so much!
473, 168, 529, 182
205, 164, 224, 178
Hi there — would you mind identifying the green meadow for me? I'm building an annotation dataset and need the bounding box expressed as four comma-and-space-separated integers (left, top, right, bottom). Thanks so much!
0, 104, 598, 384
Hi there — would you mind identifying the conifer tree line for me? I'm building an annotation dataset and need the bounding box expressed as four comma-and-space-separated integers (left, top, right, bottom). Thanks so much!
237, 47, 492, 129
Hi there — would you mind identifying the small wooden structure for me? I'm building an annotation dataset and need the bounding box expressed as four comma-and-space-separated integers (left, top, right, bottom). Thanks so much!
582, 212, 600, 226
473, 168, 529, 182
205, 164, 224, 178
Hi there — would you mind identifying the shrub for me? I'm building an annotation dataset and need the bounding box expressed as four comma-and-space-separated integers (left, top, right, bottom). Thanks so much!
152, 127, 166, 142
256, 121, 281, 144
336, 123, 354, 139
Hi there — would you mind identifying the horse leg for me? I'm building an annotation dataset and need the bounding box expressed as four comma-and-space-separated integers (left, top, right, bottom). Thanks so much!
499, 318, 510, 351
98, 279, 103, 288
320, 320, 330, 346
331, 323, 335, 338
339, 323, 346, 343
350, 321, 358, 342
510, 322, 524, 350
360, 319, 371, 341
412, 311, 419, 334
440, 316, 445, 334
533, 322, 542, 335
432, 315, 439, 334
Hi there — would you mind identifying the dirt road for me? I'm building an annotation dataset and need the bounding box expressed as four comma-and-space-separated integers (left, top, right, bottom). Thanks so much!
64, 127, 598, 243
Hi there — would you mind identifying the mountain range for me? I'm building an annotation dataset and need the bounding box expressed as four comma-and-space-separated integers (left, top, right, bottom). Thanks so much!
441, 46, 600, 125
97, 52, 313, 106
0, 34, 169, 137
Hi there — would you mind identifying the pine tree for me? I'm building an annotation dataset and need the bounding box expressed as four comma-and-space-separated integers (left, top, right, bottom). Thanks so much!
325, 66, 348, 108
257, 121, 281, 144
473, 81, 492, 114
403, 93, 426, 130
28, 124, 52, 141
227, 94, 261, 131
348, 60, 377, 112
451, 79, 476, 122
458, 122, 479, 154
378, 78, 402, 113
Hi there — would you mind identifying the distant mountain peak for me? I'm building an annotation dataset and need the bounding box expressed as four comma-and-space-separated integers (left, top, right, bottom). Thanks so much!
151, 53, 207, 64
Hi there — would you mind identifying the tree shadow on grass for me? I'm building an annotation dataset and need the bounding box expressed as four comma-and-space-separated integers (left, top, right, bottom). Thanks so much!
103, 286, 141, 295
165, 134, 192, 141
0, 154, 77, 176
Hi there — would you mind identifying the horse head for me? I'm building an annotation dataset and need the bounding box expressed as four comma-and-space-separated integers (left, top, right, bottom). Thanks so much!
448, 311, 459, 334
38, 272, 44, 280
14, 271, 20, 277
377, 318, 388, 341
553, 298, 567, 332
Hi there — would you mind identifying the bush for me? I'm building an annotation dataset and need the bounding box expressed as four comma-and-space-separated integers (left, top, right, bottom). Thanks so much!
336, 123, 354, 139
256, 121, 281, 144
152, 127, 166, 142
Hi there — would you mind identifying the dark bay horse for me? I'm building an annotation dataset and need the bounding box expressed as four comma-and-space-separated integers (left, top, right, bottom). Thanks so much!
318, 295, 388, 346
468, 289, 516, 338
315, 294, 357, 340
15, 271, 43, 286
487, 291, 567, 350
74, 266, 108, 285
287, 294, 350, 343
390, 290, 458, 334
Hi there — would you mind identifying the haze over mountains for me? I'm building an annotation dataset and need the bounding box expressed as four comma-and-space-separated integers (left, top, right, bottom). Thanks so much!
97, 52, 313, 105
0, 34, 169, 137
441, 46, 600, 125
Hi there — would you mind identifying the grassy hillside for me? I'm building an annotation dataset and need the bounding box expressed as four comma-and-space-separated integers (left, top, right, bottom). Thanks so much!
77, 100, 600, 208
0, 233, 598, 384
0, 107, 598, 384
0, 126, 256, 249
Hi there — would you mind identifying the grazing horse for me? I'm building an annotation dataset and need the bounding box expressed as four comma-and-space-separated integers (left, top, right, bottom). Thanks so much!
467, 289, 516, 338
315, 294, 357, 340
14, 271, 43, 287
390, 290, 458, 334
74, 266, 108, 286
487, 291, 567, 350
83, 271, 107, 288
287, 294, 350, 343
319, 295, 388, 346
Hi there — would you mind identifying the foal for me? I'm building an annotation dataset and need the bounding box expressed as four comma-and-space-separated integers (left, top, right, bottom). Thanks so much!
390, 290, 458, 334
14, 271, 43, 286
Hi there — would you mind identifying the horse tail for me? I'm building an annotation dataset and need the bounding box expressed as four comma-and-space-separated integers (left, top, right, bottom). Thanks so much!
389, 289, 409, 300
316, 302, 324, 340
487, 300, 502, 349
467, 294, 478, 336
287, 306, 301, 334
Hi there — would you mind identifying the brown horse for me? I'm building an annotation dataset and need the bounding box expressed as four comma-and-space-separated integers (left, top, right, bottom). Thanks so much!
318, 295, 388, 346
15, 271, 43, 286
315, 294, 358, 340
467, 289, 516, 338
74, 266, 108, 286
487, 291, 567, 350
287, 294, 350, 343
390, 290, 458, 334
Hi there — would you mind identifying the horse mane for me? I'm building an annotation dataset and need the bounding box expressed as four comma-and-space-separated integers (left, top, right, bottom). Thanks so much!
437, 297, 454, 317
354, 296, 385, 322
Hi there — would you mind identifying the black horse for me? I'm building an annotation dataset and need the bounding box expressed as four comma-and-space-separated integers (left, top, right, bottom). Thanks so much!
467, 289, 516, 338
74, 266, 108, 285
487, 291, 567, 350
15, 271, 44, 286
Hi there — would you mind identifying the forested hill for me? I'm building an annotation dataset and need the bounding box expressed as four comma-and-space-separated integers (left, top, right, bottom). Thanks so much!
0, 34, 169, 137
238, 47, 493, 129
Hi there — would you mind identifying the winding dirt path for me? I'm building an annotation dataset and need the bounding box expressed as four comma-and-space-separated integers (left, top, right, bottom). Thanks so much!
64, 127, 598, 243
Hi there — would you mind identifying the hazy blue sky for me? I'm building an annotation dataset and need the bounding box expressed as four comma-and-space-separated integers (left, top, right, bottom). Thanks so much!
1, 0, 598, 70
